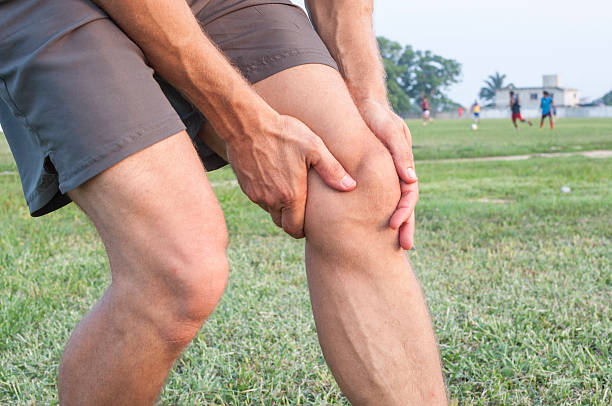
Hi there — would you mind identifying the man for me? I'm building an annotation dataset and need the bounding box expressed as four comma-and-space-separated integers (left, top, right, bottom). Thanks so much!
509, 91, 532, 130
471, 100, 481, 123
420, 96, 433, 126
540, 91, 555, 130
0, 0, 447, 404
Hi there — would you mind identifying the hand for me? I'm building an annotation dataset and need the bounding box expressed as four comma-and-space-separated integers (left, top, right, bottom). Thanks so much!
225, 113, 357, 238
356, 99, 418, 250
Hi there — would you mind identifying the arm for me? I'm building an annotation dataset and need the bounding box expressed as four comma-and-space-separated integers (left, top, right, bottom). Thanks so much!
306, 0, 385, 104
306, 0, 418, 249
91, 0, 356, 237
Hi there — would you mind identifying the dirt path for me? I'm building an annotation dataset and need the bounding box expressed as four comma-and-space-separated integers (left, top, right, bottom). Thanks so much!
1, 150, 611, 181
418, 150, 612, 164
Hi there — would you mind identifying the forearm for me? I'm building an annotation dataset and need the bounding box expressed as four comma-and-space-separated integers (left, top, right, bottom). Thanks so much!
306, 0, 387, 105
92, 0, 277, 142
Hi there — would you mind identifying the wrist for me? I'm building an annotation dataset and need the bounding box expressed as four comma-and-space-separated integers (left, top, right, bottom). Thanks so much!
348, 83, 388, 107
350, 89, 392, 116
217, 96, 281, 148
344, 67, 388, 108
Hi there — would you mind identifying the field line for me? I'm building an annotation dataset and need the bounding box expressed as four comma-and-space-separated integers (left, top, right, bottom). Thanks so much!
418, 149, 612, 164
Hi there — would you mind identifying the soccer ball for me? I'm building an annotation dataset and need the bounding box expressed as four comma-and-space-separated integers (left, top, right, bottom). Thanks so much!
471, 123, 478, 131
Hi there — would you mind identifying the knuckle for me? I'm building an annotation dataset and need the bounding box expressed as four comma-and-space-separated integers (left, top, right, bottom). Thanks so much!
302, 137, 320, 160
247, 190, 260, 204
261, 195, 276, 210
309, 135, 325, 156
383, 121, 400, 139
260, 196, 273, 209
404, 123, 412, 136
284, 223, 303, 239
280, 189, 296, 206
404, 128, 413, 142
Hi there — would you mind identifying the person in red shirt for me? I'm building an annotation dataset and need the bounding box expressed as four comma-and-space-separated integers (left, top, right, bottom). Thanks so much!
510, 91, 532, 130
420, 97, 433, 126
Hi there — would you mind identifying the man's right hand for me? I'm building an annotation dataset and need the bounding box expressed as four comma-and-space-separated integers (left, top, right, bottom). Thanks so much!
89, 1, 355, 238
225, 113, 356, 239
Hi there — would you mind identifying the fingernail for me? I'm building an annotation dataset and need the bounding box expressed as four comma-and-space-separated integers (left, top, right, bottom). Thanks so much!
407, 167, 417, 179
341, 175, 356, 188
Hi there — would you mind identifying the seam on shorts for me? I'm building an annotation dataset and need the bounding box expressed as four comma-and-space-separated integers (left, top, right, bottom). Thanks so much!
198, 1, 297, 26
241, 49, 335, 76
1, 77, 66, 200
59, 113, 181, 181
57, 113, 185, 191
0, 13, 106, 42
0, 77, 38, 140
0, 13, 110, 156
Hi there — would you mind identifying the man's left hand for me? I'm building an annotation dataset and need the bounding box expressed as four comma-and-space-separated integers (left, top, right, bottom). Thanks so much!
357, 99, 419, 250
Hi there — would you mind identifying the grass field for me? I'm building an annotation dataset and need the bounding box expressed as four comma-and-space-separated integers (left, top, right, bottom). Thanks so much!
1, 118, 611, 405
406, 117, 612, 160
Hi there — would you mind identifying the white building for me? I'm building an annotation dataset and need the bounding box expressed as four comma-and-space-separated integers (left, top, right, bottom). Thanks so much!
495, 75, 579, 108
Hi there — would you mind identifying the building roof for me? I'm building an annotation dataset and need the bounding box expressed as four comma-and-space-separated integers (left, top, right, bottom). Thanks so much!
500, 85, 578, 92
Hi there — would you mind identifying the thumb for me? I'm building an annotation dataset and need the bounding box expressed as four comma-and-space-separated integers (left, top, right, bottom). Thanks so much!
308, 137, 356, 192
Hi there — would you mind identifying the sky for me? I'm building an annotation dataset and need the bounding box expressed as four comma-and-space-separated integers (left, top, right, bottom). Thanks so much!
293, 0, 612, 106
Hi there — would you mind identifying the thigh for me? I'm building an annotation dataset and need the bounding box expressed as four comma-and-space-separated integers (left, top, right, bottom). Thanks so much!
68, 131, 227, 282
251, 65, 387, 171
197, 63, 389, 178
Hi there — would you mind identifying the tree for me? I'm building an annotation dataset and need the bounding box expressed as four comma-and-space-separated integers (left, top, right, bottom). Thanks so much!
377, 37, 462, 115
478, 72, 508, 104
603, 90, 612, 106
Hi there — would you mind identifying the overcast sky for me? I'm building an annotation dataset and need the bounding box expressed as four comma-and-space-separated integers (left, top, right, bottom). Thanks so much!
293, 0, 612, 106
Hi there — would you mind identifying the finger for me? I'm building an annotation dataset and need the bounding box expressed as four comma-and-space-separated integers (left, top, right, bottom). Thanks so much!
389, 181, 419, 229
389, 207, 412, 230
399, 212, 415, 250
280, 197, 306, 239
388, 126, 418, 185
308, 138, 357, 192
394, 156, 418, 186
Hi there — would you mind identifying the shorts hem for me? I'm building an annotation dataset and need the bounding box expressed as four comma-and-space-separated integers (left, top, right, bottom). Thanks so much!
243, 50, 339, 83
27, 182, 66, 217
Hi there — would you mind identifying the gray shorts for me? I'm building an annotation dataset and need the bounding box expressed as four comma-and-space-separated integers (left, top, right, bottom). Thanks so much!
0, 0, 338, 216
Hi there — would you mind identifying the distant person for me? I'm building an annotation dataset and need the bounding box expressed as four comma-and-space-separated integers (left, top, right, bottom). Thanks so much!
471, 100, 481, 123
458, 106, 464, 118
509, 91, 532, 130
420, 97, 433, 126
540, 91, 555, 130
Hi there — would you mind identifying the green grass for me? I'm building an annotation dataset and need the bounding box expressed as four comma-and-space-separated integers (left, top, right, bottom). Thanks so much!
1, 118, 611, 405
408, 117, 612, 160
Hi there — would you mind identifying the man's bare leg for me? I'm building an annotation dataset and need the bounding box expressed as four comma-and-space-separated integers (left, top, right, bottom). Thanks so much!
58, 131, 229, 405
200, 65, 446, 404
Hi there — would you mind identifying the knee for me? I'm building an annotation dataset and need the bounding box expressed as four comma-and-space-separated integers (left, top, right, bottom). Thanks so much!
305, 141, 401, 247
352, 146, 402, 219
169, 239, 230, 321
135, 229, 230, 347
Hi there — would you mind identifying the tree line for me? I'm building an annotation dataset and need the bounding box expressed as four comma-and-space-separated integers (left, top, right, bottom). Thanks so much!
378, 36, 461, 116
379, 37, 611, 114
